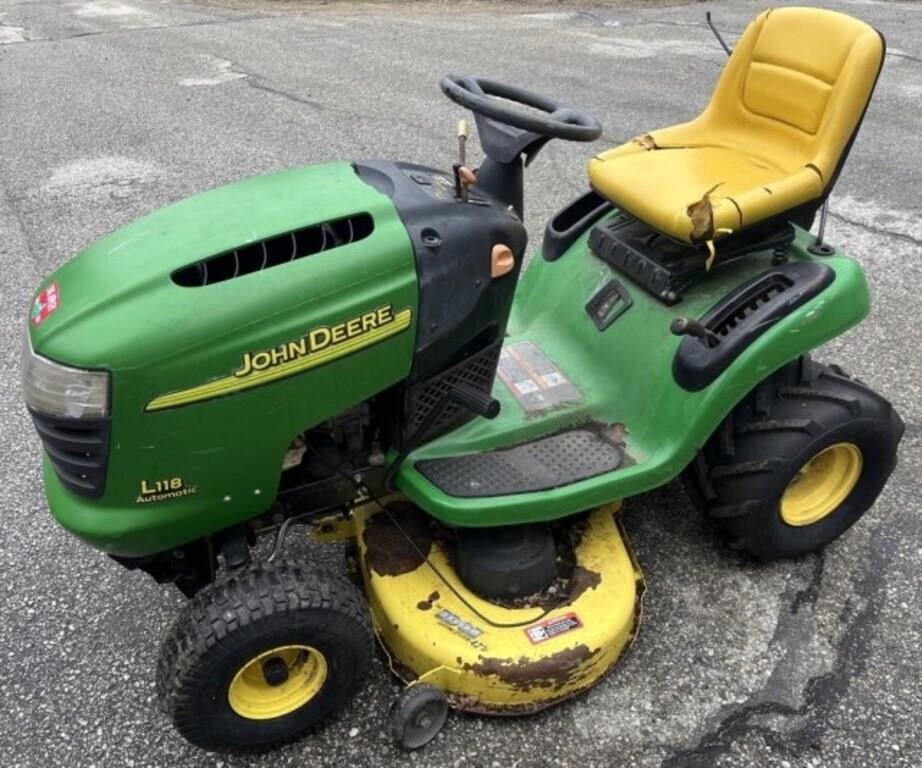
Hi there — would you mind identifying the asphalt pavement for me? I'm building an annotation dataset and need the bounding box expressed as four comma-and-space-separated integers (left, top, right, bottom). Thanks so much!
1, 1, 920, 766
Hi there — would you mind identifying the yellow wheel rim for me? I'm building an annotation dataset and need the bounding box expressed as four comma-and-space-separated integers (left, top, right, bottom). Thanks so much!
227, 645, 327, 720
780, 443, 863, 527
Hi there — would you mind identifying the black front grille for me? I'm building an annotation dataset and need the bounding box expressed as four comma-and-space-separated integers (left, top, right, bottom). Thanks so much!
29, 410, 110, 498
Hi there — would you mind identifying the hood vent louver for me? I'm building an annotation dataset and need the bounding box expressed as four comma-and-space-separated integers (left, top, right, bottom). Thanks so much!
171, 213, 374, 287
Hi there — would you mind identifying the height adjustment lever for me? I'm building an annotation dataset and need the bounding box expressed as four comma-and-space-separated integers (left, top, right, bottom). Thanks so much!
670, 317, 721, 347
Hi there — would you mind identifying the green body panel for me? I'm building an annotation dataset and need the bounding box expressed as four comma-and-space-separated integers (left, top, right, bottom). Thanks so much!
394, 223, 870, 526
32, 163, 419, 556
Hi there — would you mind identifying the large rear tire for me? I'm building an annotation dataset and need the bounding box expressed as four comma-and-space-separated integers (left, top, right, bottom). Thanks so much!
683, 356, 903, 559
157, 561, 373, 752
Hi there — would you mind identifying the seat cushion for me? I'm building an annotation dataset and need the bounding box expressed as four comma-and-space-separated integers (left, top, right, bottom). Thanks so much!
588, 145, 824, 243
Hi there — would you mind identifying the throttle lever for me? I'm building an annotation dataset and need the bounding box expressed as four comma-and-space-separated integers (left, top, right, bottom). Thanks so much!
453, 119, 477, 202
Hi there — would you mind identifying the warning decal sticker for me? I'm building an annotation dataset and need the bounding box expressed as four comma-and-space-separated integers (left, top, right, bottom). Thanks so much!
497, 340, 583, 414
525, 612, 583, 644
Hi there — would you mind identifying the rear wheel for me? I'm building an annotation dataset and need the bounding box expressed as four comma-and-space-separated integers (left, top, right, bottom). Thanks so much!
157, 561, 373, 752
683, 356, 903, 559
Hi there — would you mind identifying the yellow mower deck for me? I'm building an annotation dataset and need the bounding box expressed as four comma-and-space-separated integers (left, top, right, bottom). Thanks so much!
355, 502, 644, 713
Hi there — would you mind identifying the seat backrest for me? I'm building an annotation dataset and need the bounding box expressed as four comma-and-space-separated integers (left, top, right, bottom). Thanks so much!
699, 7, 884, 187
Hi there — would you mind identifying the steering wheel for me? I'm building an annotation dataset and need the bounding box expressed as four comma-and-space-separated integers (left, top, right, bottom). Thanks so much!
440, 75, 602, 148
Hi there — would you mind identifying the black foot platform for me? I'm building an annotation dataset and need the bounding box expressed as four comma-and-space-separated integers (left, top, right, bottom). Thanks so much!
416, 427, 623, 498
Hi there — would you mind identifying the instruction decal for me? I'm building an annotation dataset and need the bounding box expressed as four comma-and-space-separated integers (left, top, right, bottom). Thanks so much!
497, 341, 583, 414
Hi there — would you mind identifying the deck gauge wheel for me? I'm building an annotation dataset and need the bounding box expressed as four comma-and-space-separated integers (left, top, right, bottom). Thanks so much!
389, 683, 449, 750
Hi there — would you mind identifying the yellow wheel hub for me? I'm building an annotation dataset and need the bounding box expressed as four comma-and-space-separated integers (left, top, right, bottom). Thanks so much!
780, 443, 863, 527
228, 645, 327, 720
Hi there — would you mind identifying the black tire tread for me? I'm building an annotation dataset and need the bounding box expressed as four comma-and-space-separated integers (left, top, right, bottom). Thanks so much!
736, 418, 820, 436
709, 458, 786, 479
777, 386, 862, 415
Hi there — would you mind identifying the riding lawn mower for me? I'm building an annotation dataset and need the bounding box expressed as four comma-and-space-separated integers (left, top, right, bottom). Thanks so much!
22, 6, 903, 752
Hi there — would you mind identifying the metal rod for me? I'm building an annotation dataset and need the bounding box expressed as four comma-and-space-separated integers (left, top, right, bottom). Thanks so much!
706, 12, 732, 56
457, 118, 469, 203
266, 513, 316, 563
815, 199, 829, 245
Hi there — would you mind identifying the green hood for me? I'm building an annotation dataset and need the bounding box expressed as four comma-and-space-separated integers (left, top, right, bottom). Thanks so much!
30, 161, 406, 370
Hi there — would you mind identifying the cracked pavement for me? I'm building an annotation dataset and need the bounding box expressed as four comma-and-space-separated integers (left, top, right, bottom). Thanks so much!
1, 0, 920, 766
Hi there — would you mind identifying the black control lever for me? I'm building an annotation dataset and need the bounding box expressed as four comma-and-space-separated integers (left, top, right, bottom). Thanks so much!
451, 383, 501, 419
671, 317, 721, 347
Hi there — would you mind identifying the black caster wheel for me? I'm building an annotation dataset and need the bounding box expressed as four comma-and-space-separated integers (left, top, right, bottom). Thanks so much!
388, 683, 449, 750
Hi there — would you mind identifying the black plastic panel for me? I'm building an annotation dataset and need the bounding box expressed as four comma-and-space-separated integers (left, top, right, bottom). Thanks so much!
405, 340, 503, 443
588, 212, 795, 305
673, 262, 835, 391
542, 189, 612, 262
356, 161, 527, 382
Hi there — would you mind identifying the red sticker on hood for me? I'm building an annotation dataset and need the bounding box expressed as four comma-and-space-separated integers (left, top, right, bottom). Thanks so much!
31, 282, 60, 326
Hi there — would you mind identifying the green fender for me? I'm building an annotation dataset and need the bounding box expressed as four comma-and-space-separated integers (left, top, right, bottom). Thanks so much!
395, 223, 870, 526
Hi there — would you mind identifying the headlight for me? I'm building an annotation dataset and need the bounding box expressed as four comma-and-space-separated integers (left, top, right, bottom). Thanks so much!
21, 339, 110, 419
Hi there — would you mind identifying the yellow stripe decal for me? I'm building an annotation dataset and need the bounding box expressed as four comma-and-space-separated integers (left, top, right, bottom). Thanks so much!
146, 307, 412, 412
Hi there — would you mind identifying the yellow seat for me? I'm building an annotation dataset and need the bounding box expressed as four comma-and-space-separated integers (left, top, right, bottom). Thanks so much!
588, 7, 885, 244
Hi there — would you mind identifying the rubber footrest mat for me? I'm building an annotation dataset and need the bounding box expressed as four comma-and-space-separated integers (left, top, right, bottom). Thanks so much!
416, 428, 623, 498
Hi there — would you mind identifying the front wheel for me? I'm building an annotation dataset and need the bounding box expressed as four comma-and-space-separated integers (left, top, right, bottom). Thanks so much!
157, 561, 373, 752
684, 356, 903, 559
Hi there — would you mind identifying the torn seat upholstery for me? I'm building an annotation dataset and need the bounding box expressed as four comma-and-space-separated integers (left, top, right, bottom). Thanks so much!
587, 7, 884, 245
